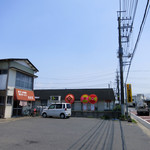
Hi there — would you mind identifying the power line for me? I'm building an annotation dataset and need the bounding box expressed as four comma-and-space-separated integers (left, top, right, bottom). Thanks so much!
125, 0, 150, 83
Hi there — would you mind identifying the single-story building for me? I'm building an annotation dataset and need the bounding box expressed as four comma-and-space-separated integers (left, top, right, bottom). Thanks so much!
34, 88, 116, 117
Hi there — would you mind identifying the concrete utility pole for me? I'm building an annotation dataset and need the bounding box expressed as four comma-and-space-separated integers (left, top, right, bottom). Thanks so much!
116, 70, 120, 103
118, 15, 125, 115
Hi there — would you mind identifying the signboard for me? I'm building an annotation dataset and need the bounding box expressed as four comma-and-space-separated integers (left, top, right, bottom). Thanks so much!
50, 96, 60, 101
126, 84, 132, 103
65, 94, 75, 104
80, 94, 89, 103
89, 94, 98, 104
14, 88, 35, 101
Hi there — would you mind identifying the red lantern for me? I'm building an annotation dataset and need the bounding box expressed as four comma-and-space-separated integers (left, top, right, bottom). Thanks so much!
89, 94, 98, 104
65, 94, 75, 104
80, 94, 89, 103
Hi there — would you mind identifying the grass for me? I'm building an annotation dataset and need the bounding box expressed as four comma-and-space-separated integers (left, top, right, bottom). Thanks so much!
131, 119, 137, 123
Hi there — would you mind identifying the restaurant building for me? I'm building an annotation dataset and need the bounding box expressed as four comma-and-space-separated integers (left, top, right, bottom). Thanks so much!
34, 88, 115, 117
0, 59, 38, 118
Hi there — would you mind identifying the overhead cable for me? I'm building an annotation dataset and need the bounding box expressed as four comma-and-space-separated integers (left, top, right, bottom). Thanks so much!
125, 0, 150, 83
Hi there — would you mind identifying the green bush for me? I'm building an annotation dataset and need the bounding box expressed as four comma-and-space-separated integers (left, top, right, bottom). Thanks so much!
100, 115, 110, 120
113, 105, 121, 111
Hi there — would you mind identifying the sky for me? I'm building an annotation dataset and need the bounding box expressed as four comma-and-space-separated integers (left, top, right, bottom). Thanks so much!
0, 0, 150, 96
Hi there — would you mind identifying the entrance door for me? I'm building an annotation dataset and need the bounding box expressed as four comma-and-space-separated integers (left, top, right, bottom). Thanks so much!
13, 101, 23, 116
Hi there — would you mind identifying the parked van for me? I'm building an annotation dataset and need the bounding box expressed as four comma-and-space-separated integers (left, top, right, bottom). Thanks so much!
41, 103, 71, 119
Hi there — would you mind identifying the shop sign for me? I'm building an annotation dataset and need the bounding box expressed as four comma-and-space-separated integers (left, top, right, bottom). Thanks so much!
50, 96, 61, 101
89, 94, 98, 104
65, 94, 75, 104
80, 94, 89, 103
126, 84, 132, 103
14, 88, 35, 101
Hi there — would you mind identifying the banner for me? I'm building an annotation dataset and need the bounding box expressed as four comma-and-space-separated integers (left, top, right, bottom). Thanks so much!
126, 84, 132, 103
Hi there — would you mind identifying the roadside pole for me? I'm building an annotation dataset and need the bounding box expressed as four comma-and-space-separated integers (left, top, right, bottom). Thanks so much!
118, 15, 125, 115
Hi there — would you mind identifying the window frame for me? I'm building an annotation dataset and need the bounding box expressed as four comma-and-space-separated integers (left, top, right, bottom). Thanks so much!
15, 71, 33, 90
48, 104, 55, 109
7, 96, 12, 105
56, 104, 62, 109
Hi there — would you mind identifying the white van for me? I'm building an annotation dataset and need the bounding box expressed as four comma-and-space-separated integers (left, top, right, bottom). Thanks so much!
41, 103, 71, 119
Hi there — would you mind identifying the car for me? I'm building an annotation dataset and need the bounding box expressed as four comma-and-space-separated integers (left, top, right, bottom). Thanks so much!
41, 103, 71, 119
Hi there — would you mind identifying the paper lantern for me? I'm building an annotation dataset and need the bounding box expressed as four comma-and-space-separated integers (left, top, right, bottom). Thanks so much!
80, 94, 89, 103
65, 94, 75, 104
89, 94, 98, 104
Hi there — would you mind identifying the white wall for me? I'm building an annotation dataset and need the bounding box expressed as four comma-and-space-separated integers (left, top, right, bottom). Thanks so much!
4, 69, 16, 118
15, 60, 31, 69
74, 102, 81, 111
7, 70, 16, 99
98, 101, 105, 111
8, 69, 16, 88
4, 105, 12, 118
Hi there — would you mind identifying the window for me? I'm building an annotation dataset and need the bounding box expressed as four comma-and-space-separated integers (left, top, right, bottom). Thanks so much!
49, 104, 55, 109
56, 104, 62, 109
0, 70, 8, 74
41, 100, 47, 106
67, 104, 71, 109
7, 96, 12, 105
15, 72, 33, 90
0, 96, 5, 105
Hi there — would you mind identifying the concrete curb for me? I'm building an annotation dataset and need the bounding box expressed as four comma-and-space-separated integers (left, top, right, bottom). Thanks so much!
130, 112, 150, 138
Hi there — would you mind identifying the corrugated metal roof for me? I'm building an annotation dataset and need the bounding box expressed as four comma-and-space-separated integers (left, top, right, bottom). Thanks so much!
34, 88, 115, 101
0, 58, 39, 72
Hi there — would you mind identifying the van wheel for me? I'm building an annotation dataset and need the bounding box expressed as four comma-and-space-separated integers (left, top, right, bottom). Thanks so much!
60, 113, 65, 119
42, 113, 47, 118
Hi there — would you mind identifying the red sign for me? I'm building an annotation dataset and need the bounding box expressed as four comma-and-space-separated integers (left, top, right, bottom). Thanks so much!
80, 94, 89, 103
14, 88, 35, 101
65, 94, 75, 104
89, 94, 98, 104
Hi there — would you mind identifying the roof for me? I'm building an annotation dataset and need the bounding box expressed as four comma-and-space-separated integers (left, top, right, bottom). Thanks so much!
34, 88, 115, 101
0, 58, 39, 72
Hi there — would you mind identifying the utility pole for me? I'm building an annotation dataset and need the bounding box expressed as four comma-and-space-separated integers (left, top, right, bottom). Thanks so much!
116, 70, 120, 103
118, 14, 125, 115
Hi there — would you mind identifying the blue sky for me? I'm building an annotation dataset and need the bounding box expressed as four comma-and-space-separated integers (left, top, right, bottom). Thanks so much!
0, 0, 150, 96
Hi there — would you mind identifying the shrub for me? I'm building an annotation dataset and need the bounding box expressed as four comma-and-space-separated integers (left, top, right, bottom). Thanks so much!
113, 105, 121, 111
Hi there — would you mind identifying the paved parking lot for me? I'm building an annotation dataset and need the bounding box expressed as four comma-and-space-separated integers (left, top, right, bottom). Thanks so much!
0, 117, 150, 150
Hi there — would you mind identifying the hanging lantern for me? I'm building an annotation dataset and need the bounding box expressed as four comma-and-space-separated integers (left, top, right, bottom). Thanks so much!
89, 94, 98, 104
80, 94, 89, 103
65, 94, 75, 104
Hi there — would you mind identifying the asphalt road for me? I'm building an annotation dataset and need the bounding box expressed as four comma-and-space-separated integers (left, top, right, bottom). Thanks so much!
129, 107, 150, 129
0, 117, 150, 150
